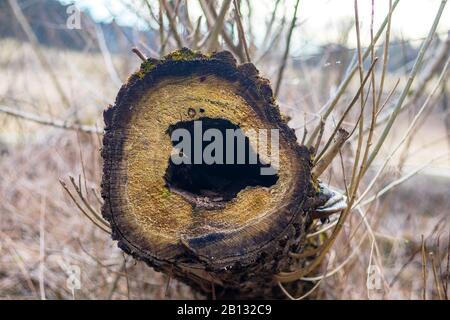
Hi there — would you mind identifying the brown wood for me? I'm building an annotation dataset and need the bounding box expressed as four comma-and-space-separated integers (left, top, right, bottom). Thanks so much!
101, 48, 324, 299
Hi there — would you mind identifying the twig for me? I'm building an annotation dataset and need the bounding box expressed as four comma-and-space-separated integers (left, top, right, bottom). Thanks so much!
164, 274, 172, 298
422, 235, 427, 300
365, 0, 447, 171
92, 188, 104, 206
301, 230, 367, 282
158, 1, 166, 55
305, 0, 400, 146
312, 118, 324, 156
68, 176, 111, 231
314, 58, 378, 159
262, 0, 282, 45
95, 23, 122, 87
0, 105, 101, 134
349, 2, 381, 210
199, 0, 244, 61
359, 153, 450, 207
59, 180, 111, 234
375, 0, 393, 109
312, 129, 349, 177
274, 0, 300, 97
278, 278, 323, 300
161, 0, 184, 48
207, 0, 232, 53
255, 15, 286, 64
277, 60, 378, 283
355, 57, 449, 206
300, 113, 308, 145
107, 260, 127, 299
76, 133, 88, 196
132, 47, 148, 62
389, 217, 447, 288
233, 0, 251, 62
375, 78, 400, 118
192, 17, 203, 50
430, 252, 444, 299
7, 0, 71, 109
351, 33, 450, 143
347, 0, 367, 199
122, 253, 131, 300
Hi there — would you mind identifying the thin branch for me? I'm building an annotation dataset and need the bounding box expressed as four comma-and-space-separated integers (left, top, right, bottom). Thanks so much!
274, 0, 300, 97
351, 33, 450, 143
68, 176, 111, 231
233, 0, 251, 62
60, 179, 111, 234
199, 0, 244, 61
347, 0, 366, 198
355, 57, 449, 206
314, 58, 378, 160
375, 0, 393, 109
158, 1, 166, 55
95, 23, 122, 87
7, 0, 71, 108
161, 0, 184, 48
132, 47, 148, 62
262, 0, 282, 45
312, 129, 349, 177
0, 105, 101, 134
365, 0, 447, 171
192, 17, 203, 50
359, 153, 450, 207
207, 0, 232, 53
430, 252, 444, 299
422, 235, 427, 300
305, 0, 400, 146
312, 118, 325, 156
278, 278, 323, 300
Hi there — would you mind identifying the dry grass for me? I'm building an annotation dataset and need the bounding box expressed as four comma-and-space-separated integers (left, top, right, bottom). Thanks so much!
0, 0, 449, 300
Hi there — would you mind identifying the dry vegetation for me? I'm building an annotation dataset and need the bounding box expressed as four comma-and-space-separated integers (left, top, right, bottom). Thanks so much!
0, 0, 449, 299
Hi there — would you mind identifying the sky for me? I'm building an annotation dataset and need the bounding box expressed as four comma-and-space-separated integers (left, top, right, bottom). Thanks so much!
61, 0, 450, 54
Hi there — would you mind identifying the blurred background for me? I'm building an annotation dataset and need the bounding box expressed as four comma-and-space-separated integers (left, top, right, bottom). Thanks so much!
0, 0, 449, 299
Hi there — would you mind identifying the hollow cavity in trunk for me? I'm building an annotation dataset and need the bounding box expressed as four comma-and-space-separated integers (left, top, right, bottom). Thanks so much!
164, 117, 279, 208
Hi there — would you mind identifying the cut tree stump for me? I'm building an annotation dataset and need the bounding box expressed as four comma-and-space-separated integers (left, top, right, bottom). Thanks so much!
101, 48, 325, 299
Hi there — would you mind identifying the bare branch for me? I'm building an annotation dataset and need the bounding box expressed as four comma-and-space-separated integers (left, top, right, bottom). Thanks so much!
233, 0, 251, 62
312, 129, 349, 177
7, 0, 71, 108
0, 105, 101, 134
365, 0, 447, 171
274, 0, 300, 97
207, 0, 232, 53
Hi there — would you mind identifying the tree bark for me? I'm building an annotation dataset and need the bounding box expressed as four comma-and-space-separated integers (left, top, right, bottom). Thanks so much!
101, 48, 322, 299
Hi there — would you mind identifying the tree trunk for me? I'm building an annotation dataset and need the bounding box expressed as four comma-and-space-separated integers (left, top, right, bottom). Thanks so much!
101, 48, 322, 299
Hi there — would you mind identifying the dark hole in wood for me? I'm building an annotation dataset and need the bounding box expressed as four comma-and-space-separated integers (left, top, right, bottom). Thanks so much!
164, 117, 278, 207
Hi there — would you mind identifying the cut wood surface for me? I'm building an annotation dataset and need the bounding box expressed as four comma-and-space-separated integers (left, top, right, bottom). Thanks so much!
101, 48, 323, 299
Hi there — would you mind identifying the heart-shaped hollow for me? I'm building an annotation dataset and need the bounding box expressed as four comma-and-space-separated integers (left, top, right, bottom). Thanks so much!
164, 117, 279, 210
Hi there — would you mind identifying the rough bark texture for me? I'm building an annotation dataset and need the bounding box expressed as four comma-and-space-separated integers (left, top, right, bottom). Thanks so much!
101, 48, 322, 299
